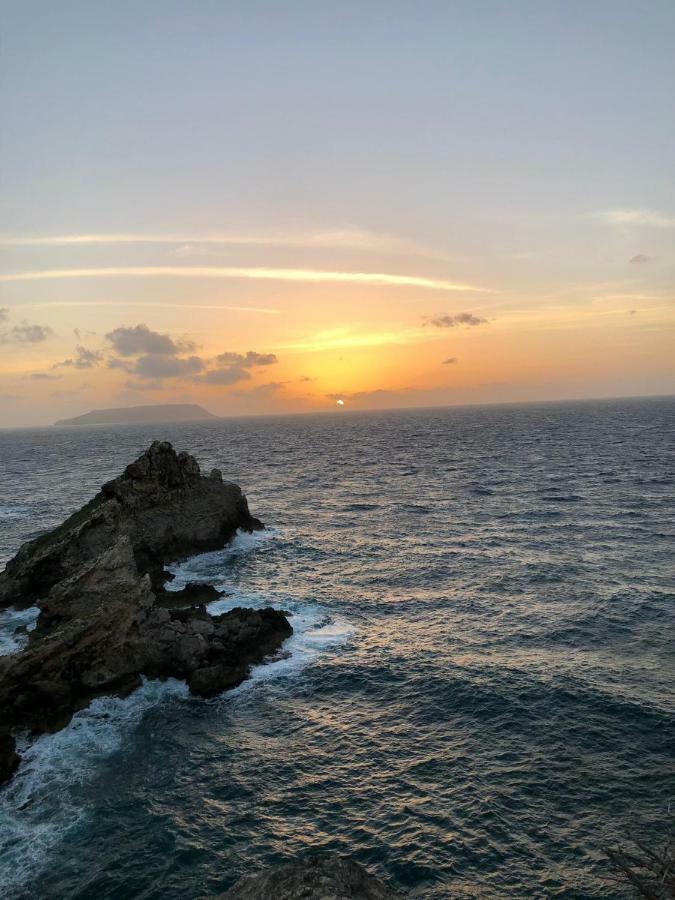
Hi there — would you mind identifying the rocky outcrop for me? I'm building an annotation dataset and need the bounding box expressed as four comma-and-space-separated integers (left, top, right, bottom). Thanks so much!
0, 440, 262, 610
222, 854, 400, 899
0, 442, 291, 785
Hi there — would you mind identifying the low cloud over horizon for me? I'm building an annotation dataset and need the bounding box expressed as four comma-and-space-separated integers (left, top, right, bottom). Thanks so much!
426, 312, 488, 328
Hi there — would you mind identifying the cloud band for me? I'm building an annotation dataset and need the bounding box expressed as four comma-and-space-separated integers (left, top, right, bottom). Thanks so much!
0, 266, 488, 293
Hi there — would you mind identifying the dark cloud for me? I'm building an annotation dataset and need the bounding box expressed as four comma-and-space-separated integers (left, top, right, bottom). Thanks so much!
104, 324, 276, 387
629, 254, 653, 264
54, 345, 103, 370
134, 354, 204, 379
30, 372, 62, 380
443, 357, 458, 365
1, 323, 54, 344
426, 312, 487, 328
215, 350, 277, 367
198, 349, 278, 386
197, 366, 251, 385
0, 308, 8, 322
106, 324, 195, 357
104, 323, 204, 381
107, 357, 134, 372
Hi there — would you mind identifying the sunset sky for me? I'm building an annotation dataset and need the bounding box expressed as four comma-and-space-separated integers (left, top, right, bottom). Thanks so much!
1, 1, 674, 427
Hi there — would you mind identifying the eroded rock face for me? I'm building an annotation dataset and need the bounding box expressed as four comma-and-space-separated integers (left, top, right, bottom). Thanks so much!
0, 732, 20, 785
0, 443, 291, 785
222, 854, 400, 899
0, 440, 262, 609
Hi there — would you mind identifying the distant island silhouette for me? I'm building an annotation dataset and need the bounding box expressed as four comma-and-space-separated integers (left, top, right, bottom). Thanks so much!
54, 403, 218, 427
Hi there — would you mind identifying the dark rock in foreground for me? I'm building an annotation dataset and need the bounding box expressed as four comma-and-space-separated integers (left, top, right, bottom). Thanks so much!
222, 854, 400, 899
156, 581, 225, 608
0, 442, 291, 784
0, 732, 20, 784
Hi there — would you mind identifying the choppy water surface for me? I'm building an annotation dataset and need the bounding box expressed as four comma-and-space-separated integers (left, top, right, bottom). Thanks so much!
0, 399, 673, 899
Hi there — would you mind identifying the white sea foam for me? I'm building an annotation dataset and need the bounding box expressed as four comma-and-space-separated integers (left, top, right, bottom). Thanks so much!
0, 678, 189, 897
167, 527, 354, 692
227, 606, 355, 697
165, 527, 277, 591
0, 605, 40, 656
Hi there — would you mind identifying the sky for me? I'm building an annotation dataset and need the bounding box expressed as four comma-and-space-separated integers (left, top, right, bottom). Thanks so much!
1, 0, 674, 427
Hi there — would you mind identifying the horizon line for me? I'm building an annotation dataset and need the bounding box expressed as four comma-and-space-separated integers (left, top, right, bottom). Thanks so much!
3, 391, 672, 431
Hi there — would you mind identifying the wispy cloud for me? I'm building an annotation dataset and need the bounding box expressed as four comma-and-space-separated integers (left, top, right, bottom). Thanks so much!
53, 345, 103, 370
0, 228, 450, 259
628, 254, 653, 265
279, 326, 430, 352
593, 209, 675, 228
0, 266, 489, 293
6, 301, 280, 315
0, 322, 54, 344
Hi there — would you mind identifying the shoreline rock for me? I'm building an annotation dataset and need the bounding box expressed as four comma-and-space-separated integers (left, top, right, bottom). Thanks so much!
0, 442, 291, 785
0, 440, 262, 610
221, 854, 401, 899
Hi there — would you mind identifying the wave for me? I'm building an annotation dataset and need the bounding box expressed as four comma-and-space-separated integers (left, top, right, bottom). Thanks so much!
165, 527, 277, 591
0, 678, 189, 898
167, 527, 354, 689
226, 606, 354, 697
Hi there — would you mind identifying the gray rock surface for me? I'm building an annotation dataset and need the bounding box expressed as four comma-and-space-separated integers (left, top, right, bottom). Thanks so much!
221, 854, 400, 899
0, 439, 261, 609
0, 442, 291, 784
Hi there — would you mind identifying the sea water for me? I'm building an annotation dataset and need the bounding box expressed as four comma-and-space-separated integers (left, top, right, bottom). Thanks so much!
0, 399, 673, 898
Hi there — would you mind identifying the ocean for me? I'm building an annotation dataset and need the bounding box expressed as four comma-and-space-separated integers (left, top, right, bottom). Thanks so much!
0, 398, 673, 898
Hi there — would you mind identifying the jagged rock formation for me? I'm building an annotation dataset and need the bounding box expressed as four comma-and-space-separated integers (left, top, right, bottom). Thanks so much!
222, 854, 400, 899
0, 442, 291, 784
0, 440, 261, 609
